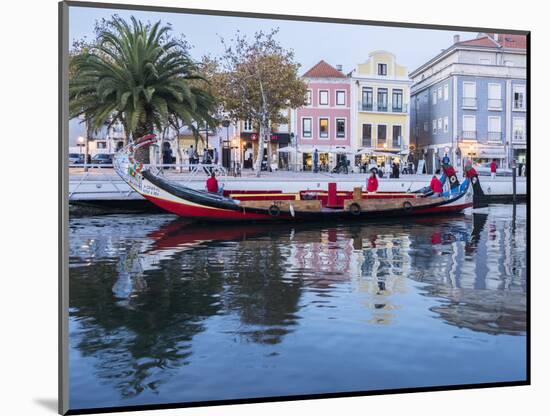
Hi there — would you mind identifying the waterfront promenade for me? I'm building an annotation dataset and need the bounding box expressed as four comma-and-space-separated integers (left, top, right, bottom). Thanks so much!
68, 167, 527, 202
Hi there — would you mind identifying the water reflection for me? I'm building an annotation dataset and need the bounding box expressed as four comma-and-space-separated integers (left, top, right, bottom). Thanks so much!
69, 205, 527, 406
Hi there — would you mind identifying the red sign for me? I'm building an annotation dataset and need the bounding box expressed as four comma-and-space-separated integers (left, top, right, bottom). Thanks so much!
271, 134, 278, 141
250, 134, 258, 141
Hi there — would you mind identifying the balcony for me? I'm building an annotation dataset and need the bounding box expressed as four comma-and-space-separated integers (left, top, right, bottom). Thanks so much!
462, 97, 477, 108
358, 102, 408, 113
513, 132, 526, 142
362, 138, 372, 147
462, 130, 477, 139
391, 104, 408, 113
487, 131, 502, 142
360, 102, 373, 111
513, 101, 526, 111
488, 99, 502, 110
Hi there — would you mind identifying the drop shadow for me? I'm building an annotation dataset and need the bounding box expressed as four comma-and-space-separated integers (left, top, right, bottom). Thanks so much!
34, 398, 58, 413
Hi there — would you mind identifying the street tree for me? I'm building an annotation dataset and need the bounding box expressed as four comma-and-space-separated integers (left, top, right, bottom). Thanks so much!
217, 29, 307, 176
69, 15, 216, 162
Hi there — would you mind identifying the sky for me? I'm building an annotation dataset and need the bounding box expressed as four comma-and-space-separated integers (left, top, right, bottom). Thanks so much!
69, 6, 478, 75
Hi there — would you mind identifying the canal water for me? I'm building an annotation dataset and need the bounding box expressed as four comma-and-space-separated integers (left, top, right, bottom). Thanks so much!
68, 204, 527, 410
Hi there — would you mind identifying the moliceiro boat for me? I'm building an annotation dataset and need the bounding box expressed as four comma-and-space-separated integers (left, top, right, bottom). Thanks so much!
114, 135, 477, 222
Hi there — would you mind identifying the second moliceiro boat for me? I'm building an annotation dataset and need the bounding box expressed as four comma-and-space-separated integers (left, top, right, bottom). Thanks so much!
114, 135, 481, 222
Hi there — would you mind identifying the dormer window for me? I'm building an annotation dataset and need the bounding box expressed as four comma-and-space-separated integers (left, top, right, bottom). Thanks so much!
378, 63, 387, 76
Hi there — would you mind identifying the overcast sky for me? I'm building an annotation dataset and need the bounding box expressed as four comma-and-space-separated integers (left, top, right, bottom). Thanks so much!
69, 5, 477, 75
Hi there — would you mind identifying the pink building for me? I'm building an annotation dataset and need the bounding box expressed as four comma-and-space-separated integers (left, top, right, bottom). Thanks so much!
294, 60, 351, 171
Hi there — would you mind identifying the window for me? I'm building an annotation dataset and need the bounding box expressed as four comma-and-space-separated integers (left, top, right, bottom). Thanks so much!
513, 118, 526, 141
424, 121, 428, 132
392, 125, 402, 148
377, 88, 388, 111
243, 119, 253, 131
432, 90, 437, 105
336, 90, 346, 106
305, 90, 312, 106
392, 89, 403, 112
377, 125, 387, 146
97, 142, 107, 149
319, 118, 329, 138
378, 63, 387, 76
462, 115, 476, 139
432, 120, 437, 134
437, 87, 442, 99
444, 84, 449, 101
462, 81, 477, 108
362, 124, 372, 147
319, 90, 329, 105
488, 83, 502, 109
362, 87, 373, 110
336, 119, 346, 138
437, 118, 443, 131
513, 85, 526, 110
302, 118, 312, 138
443, 117, 449, 133
488, 116, 501, 141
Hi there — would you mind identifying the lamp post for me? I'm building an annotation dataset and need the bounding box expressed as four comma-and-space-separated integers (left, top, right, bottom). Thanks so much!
77, 136, 85, 154
231, 138, 239, 176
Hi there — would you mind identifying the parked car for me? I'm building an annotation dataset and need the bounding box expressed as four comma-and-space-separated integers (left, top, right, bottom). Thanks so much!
474, 162, 513, 176
91, 154, 113, 165
68, 153, 84, 165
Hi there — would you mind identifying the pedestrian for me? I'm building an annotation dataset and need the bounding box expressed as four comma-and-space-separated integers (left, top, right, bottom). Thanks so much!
392, 161, 400, 179
367, 170, 379, 193
430, 174, 443, 197
521, 164, 526, 177
313, 148, 319, 173
162, 143, 173, 170
442, 153, 450, 165
490, 159, 497, 179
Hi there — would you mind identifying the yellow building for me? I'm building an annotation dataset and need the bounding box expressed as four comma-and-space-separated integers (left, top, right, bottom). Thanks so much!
351, 51, 412, 164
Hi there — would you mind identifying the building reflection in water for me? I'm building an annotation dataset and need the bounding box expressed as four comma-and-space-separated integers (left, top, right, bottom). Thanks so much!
68, 205, 526, 401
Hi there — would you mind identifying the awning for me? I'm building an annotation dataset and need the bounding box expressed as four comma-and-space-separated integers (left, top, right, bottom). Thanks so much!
277, 146, 301, 153
357, 148, 400, 157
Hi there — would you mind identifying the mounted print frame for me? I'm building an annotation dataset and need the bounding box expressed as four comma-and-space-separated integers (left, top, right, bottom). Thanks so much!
59, 1, 530, 414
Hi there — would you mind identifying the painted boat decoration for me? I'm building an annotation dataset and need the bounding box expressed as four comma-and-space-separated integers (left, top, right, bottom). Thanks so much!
114, 135, 475, 222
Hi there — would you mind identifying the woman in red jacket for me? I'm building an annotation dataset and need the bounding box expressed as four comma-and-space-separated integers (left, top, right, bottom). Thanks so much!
430, 174, 443, 196
367, 171, 379, 193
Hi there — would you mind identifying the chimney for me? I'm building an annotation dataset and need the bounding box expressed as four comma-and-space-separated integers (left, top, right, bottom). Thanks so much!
336, 64, 343, 72
453, 34, 460, 44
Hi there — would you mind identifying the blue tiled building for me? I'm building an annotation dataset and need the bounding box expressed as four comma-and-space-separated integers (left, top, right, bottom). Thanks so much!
410, 33, 527, 174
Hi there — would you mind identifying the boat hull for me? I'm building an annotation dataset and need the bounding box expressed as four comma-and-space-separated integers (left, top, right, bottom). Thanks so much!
113, 141, 473, 223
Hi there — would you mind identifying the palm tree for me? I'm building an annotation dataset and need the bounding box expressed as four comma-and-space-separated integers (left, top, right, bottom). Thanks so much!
69, 16, 216, 161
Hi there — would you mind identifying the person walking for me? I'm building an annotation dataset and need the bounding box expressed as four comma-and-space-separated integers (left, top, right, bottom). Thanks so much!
430, 174, 443, 197
162, 143, 173, 170
313, 149, 319, 173
367, 170, 379, 193
490, 159, 497, 179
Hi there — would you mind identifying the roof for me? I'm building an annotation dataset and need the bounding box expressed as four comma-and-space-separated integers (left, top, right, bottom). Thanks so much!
457, 36, 500, 48
410, 32, 526, 77
302, 60, 346, 78
495, 33, 527, 49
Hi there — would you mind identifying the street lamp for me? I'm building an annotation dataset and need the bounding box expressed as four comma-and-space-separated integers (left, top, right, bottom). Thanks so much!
77, 136, 85, 154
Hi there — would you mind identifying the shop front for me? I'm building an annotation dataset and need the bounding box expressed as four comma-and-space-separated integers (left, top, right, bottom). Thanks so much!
240, 132, 291, 170
459, 142, 506, 167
